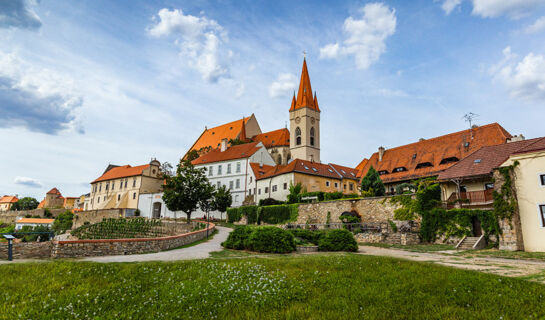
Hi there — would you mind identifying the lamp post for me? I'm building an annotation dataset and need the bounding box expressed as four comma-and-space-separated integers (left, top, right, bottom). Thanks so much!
3, 235, 15, 261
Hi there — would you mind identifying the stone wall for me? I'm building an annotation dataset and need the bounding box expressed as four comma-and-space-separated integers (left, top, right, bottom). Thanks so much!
72, 209, 124, 229
493, 170, 525, 251
0, 208, 66, 224
0, 241, 52, 259
355, 232, 419, 245
296, 196, 402, 224
51, 223, 215, 258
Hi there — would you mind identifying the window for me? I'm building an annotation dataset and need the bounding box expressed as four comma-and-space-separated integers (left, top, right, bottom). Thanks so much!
97, 197, 100, 203
124, 179, 128, 188
474, 159, 481, 164
236, 162, 241, 173
349, 183, 354, 191
343, 184, 346, 190
105, 183, 109, 191
378, 170, 389, 175
218, 165, 222, 175
235, 195, 239, 203
250, 176, 253, 183
229, 181, 234, 190
217, 181, 221, 189
133, 178, 136, 188
326, 181, 330, 187
209, 166, 213, 176
310, 127, 315, 146
117, 194, 120, 201
258, 188, 261, 195
227, 164, 232, 174
540, 174, 545, 186
120, 181, 123, 189
295, 127, 301, 145
335, 182, 338, 188
284, 183, 288, 190
539, 204, 545, 228
248, 189, 252, 195
416, 162, 433, 169
393, 167, 407, 173
99, 184, 102, 192
254, 188, 256, 194
485, 183, 494, 190
112, 182, 115, 191
265, 187, 269, 193
440, 157, 459, 165
272, 185, 277, 192
103, 196, 106, 201
236, 179, 240, 189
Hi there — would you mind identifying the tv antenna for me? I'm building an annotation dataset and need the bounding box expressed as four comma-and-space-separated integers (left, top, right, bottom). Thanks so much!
463, 112, 479, 128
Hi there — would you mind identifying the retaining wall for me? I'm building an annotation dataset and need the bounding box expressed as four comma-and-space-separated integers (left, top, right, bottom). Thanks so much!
355, 232, 420, 245
0, 208, 66, 224
72, 209, 124, 229
0, 242, 52, 259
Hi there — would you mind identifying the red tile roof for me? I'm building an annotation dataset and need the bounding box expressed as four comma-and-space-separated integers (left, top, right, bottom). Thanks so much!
437, 138, 543, 180
329, 163, 360, 180
249, 163, 276, 179
187, 117, 252, 156
0, 195, 18, 203
92, 164, 150, 183
47, 188, 61, 195
358, 123, 512, 184
513, 137, 545, 155
16, 218, 55, 224
252, 128, 290, 147
256, 159, 359, 181
289, 59, 320, 112
191, 142, 262, 165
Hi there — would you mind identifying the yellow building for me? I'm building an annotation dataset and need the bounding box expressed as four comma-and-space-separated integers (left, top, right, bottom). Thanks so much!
88, 159, 163, 215
0, 195, 18, 211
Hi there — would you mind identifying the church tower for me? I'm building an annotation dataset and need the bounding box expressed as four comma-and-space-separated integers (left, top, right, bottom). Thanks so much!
289, 58, 321, 163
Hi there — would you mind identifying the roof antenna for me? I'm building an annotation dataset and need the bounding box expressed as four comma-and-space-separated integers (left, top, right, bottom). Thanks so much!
463, 112, 479, 139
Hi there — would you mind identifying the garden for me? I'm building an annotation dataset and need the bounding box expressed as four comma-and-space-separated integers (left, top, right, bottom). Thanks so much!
1, 255, 544, 319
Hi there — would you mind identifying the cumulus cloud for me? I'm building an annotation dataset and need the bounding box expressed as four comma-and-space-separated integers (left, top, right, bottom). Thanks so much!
14, 176, 42, 188
319, 3, 396, 69
0, 0, 41, 30
0, 51, 84, 134
490, 46, 545, 101
268, 73, 297, 98
442, 0, 462, 15
524, 16, 545, 34
148, 8, 231, 82
441, 0, 545, 18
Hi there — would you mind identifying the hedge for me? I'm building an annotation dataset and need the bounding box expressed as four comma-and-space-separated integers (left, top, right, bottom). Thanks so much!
324, 192, 343, 201
318, 229, 358, 252
226, 204, 299, 225
244, 227, 296, 253
226, 208, 242, 223
240, 206, 259, 224
222, 225, 253, 250
288, 229, 327, 245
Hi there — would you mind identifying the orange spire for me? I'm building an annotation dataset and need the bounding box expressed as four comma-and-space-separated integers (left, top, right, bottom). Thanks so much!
292, 58, 319, 112
289, 92, 296, 111
313, 92, 320, 112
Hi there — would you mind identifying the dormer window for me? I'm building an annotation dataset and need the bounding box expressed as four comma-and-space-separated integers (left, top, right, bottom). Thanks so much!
304, 166, 309, 170
474, 159, 481, 164
312, 168, 318, 172
378, 170, 389, 175
416, 162, 433, 169
412, 153, 417, 159
341, 169, 346, 174
393, 167, 407, 173
464, 142, 470, 148
440, 157, 459, 165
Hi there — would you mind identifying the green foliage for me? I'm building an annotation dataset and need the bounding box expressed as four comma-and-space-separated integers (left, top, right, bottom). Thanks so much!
342, 193, 360, 199
390, 178, 441, 221
17, 225, 52, 242
287, 182, 303, 204
324, 192, 343, 201
71, 218, 166, 239
134, 209, 141, 217
240, 206, 259, 224
10, 197, 39, 211
222, 225, 254, 250
325, 212, 331, 227
288, 229, 326, 245
43, 208, 53, 218
259, 204, 298, 224
395, 183, 416, 195
52, 210, 74, 234
361, 188, 375, 198
258, 198, 284, 206
228, 138, 249, 146
186, 150, 200, 162
392, 194, 416, 220
493, 162, 519, 221
339, 215, 361, 224
360, 166, 385, 196
388, 220, 398, 233
0, 224, 15, 234
163, 161, 213, 222
214, 185, 233, 213
226, 208, 242, 223
318, 229, 358, 252
244, 227, 296, 253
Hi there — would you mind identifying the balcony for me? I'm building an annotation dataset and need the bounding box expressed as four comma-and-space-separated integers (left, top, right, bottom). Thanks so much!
445, 189, 494, 209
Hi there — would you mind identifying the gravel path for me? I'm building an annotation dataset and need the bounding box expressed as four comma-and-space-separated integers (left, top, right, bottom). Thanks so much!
79, 226, 232, 263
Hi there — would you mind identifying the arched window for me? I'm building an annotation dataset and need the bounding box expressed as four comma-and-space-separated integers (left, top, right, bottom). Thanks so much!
310, 127, 315, 146
295, 127, 301, 145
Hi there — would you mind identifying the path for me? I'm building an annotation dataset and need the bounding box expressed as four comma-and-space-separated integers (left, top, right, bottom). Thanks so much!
80, 226, 232, 263
358, 245, 545, 281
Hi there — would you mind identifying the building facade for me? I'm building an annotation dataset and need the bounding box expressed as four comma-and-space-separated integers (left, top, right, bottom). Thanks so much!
0, 195, 18, 211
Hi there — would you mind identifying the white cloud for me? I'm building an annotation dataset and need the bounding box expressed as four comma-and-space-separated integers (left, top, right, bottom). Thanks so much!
148, 8, 231, 82
490, 47, 545, 101
524, 16, 545, 34
319, 3, 396, 69
0, 51, 84, 134
0, 0, 41, 30
268, 73, 297, 98
14, 176, 42, 188
472, 0, 544, 19
442, 0, 462, 15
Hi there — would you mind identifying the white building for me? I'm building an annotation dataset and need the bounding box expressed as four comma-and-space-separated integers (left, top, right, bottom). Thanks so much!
138, 140, 275, 219
15, 218, 55, 230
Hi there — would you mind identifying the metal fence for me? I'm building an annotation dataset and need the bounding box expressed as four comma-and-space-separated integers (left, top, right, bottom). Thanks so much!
285, 221, 419, 234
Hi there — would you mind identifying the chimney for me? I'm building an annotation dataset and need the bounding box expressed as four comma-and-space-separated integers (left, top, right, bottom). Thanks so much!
507, 134, 525, 143
378, 146, 385, 162
220, 138, 228, 152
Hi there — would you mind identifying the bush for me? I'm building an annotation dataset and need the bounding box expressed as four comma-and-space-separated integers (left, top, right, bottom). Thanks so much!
226, 208, 242, 223
43, 209, 53, 218
222, 225, 253, 249
52, 210, 74, 234
324, 192, 343, 201
318, 229, 358, 252
259, 204, 298, 224
288, 229, 326, 245
244, 227, 295, 253
240, 206, 259, 224
287, 182, 303, 204
258, 198, 284, 206
342, 193, 360, 199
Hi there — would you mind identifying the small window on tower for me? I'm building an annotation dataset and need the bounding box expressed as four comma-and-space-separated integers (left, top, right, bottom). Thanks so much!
295, 127, 302, 145
310, 127, 315, 146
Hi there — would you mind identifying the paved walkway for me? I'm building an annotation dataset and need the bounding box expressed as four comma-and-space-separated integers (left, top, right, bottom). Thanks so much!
80, 226, 231, 263
358, 245, 545, 280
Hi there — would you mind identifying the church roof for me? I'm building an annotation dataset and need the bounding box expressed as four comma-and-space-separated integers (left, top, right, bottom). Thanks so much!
191, 142, 262, 165
358, 123, 512, 184
252, 128, 290, 147
290, 59, 320, 112
92, 164, 150, 183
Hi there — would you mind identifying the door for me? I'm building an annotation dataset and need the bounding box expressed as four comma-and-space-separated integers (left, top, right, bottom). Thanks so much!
152, 202, 162, 219
471, 216, 482, 236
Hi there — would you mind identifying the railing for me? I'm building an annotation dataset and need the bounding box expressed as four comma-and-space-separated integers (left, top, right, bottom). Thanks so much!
285, 221, 418, 233
446, 189, 494, 208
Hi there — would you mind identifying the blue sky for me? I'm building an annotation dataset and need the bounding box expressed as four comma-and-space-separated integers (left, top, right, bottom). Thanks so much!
1, 0, 545, 199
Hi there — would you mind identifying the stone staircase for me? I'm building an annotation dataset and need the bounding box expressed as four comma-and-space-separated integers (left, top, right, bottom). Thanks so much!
456, 235, 486, 250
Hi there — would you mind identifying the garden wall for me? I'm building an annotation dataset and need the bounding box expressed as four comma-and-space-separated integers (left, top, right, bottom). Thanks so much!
0, 242, 52, 259
356, 232, 419, 245
51, 223, 215, 258
0, 208, 66, 224
296, 196, 402, 224
72, 209, 124, 229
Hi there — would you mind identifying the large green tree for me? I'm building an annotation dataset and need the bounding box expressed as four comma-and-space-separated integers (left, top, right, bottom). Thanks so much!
361, 166, 385, 197
162, 161, 213, 223
10, 197, 39, 211
213, 185, 233, 220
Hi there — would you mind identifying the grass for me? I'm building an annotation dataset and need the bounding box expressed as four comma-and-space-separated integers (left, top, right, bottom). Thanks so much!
361, 242, 456, 252
1, 255, 545, 319
456, 249, 545, 261
209, 249, 260, 258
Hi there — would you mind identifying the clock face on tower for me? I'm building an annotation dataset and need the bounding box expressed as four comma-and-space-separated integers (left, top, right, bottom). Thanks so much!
295, 117, 301, 124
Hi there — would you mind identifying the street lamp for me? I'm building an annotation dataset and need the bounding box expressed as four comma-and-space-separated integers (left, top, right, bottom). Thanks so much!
2, 235, 15, 261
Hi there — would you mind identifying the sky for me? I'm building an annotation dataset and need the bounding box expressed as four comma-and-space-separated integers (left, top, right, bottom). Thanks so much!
1, 0, 545, 200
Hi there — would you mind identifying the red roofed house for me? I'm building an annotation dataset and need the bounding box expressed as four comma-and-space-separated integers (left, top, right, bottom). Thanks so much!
357, 123, 513, 194
88, 159, 163, 215
0, 195, 18, 211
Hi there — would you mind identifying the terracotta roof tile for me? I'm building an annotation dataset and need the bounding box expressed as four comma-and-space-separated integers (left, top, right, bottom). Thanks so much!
47, 188, 61, 195
256, 159, 359, 181
187, 117, 251, 155
16, 218, 55, 224
252, 128, 290, 147
249, 163, 276, 179
92, 164, 150, 183
438, 138, 543, 180
513, 137, 545, 155
358, 123, 512, 183
191, 142, 262, 165
0, 195, 18, 203
329, 163, 360, 180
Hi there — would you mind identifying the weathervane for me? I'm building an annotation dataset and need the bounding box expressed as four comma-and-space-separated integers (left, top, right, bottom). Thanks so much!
302, 50, 307, 59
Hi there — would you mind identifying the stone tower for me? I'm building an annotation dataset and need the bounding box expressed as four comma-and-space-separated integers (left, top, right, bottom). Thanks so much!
289, 58, 321, 163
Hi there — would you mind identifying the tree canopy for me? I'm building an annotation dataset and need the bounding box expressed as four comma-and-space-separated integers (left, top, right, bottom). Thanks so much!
213, 185, 232, 213
360, 166, 385, 197
10, 197, 40, 211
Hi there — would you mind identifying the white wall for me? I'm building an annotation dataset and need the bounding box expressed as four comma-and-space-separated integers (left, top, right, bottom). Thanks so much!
256, 173, 294, 203
138, 193, 227, 220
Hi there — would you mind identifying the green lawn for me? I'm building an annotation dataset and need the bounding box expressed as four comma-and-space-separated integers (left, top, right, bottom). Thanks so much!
1, 255, 544, 319
456, 249, 545, 262
361, 242, 456, 252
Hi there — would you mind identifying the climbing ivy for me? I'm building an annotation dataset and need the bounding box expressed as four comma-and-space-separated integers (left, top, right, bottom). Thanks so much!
493, 161, 519, 221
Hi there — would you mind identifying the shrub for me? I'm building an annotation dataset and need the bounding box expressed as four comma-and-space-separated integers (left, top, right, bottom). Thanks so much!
52, 210, 74, 234
244, 227, 295, 253
259, 204, 298, 224
240, 206, 259, 224
324, 192, 343, 201
226, 208, 242, 223
43, 209, 53, 218
361, 166, 385, 196
258, 198, 284, 206
342, 193, 360, 199
287, 182, 303, 204
361, 188, 375, 198
288, 229, 326, 245
134, 209, 141, 217
223, 225, 253, 249
318, 229, 358, 252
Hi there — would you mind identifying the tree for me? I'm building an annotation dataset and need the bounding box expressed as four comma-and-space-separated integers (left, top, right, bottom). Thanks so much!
52, 210, 74, 234
186, 150, 200, 162
228, 138, 249, 146
361, 166, 385, 197
162, 161, 213, 223
198, 183, 216, 220
10, 197, 39, 211
213, 185, 233, 220
160, 161, 174, 177
287, 182, 303, 203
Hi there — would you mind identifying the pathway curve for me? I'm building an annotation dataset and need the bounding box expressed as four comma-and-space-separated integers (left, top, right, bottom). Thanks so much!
358, 245, 545, 281
80, 226, 232, 263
